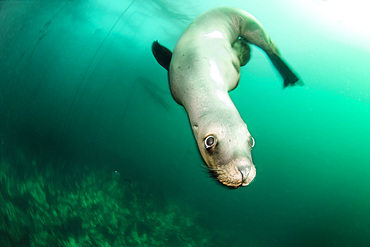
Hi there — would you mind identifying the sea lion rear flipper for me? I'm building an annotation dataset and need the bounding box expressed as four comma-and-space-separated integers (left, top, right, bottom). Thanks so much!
232, 38, 251, 67
152, 41, 172, 71
267, 53, 302, 88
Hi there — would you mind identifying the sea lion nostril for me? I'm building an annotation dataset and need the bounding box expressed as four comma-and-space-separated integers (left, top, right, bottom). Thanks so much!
238, 166, 250, 184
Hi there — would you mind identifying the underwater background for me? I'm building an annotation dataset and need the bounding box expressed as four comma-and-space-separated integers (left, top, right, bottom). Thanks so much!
1, 0, 370, 246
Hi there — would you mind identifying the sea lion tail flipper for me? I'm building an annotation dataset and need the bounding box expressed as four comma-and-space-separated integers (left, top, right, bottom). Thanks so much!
151, 41, 172, 71
267, 53, 303, 88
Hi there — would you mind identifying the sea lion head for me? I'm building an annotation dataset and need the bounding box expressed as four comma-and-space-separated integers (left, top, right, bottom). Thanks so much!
192, 114, 256, 188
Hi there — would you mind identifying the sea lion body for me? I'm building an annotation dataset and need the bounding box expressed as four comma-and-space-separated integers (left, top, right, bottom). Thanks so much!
152, 7, 300, 188
170, 8, 272, 103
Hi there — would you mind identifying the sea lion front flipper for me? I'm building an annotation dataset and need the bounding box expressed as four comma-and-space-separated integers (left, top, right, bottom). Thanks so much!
152, 41, 172, 71
267, 53, 302, 88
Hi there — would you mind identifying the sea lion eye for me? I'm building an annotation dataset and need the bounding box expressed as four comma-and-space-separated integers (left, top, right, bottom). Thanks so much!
204, 135, 216, 149
250, 136, 255, 148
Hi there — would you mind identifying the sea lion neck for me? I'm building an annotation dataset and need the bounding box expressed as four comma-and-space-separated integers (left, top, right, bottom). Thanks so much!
183, 89, 241, 134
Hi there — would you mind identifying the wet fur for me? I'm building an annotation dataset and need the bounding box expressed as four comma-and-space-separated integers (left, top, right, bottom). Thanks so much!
152, 7, 301, 188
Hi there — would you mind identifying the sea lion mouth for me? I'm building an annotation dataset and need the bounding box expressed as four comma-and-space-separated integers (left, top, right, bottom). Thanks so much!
209, 159, 256, 188
240, 165, 256, 187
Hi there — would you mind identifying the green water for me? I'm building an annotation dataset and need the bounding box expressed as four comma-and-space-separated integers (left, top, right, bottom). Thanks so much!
1, 0, 369, 246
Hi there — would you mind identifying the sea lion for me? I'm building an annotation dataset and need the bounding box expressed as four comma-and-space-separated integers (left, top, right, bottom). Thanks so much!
152, 7, 301, 188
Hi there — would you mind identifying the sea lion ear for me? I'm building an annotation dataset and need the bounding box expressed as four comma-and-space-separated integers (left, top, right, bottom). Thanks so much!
192, 124, 199, 135
152, 41, 172, 71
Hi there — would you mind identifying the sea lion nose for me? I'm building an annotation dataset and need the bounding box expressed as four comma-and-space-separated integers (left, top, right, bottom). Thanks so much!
237, 165, 251, 184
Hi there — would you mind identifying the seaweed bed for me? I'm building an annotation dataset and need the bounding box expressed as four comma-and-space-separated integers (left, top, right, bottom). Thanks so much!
0, 148, 212, 246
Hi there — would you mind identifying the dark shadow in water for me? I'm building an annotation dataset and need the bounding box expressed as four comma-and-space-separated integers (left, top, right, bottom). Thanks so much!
150, 0, 194, 23
27, 2, 69, 63
135, 76, 172, 112
288, 208, 370, 246
62, 0, 137, 134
